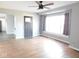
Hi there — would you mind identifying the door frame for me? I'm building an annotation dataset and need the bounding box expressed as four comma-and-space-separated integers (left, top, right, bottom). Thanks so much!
24, 16, 33, 38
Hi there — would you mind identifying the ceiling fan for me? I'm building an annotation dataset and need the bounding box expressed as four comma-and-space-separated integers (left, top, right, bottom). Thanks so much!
28, 1, 54, 9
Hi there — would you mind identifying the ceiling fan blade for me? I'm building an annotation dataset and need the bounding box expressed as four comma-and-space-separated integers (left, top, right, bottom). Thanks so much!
28, 6, 38, 7
35, 1, 40, 5
43, 3, 54, 6
44, 6, 50, 9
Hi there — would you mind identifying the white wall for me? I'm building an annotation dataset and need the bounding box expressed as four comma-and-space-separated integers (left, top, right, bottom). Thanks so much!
0, 8, 39, 38
0, 9, 40, 39
15, 13, 40, 39
6, 15, 15, 34
14, 15, 24, 38
32, 14, 39, 37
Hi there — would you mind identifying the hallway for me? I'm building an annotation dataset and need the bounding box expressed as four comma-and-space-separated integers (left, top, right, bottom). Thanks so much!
0, 32, 15, 41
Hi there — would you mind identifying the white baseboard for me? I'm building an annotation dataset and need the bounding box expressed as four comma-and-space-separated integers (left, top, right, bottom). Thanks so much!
16, 36, 24, 39
32, 34, 40, 37
69, 45, 79, 51
16, 35, 40, 39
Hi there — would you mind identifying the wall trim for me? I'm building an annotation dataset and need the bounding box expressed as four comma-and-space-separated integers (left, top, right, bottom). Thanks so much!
16, 36, 24, 39
69, 45, 79, 51
33, 34, 40, 37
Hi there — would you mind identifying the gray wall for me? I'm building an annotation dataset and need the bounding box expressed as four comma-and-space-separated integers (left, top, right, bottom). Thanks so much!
69, 3, 79, 49
40, 3, 79, 50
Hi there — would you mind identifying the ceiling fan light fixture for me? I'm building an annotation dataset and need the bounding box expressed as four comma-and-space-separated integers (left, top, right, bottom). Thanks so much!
39, 4, 43, 9
39, 1, 43, 3
28, 1, 54, 10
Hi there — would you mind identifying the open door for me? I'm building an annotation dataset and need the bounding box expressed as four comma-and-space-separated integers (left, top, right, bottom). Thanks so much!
0, 21, 2, 32
24, 16, 33, 39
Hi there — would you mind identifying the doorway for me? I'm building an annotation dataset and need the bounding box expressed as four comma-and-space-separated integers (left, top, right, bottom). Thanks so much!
24, 16, 33, 39
0, 14, 15, 41
0, 21, 2, 32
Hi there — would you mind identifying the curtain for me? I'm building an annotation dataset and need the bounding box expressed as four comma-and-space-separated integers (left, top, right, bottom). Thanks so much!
63, 13, 69, 35
0, 21, 2, 32
39, 15, 46, 34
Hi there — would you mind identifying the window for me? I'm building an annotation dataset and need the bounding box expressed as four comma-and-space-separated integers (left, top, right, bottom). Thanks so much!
25, 18, 31, 22
45, 14, 65, 35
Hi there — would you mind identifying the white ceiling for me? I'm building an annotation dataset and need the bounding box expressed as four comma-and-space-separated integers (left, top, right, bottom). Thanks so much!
0, 1, 78, 13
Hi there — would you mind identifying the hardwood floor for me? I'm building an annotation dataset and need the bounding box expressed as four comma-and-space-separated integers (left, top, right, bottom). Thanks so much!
0, 36, 79, 58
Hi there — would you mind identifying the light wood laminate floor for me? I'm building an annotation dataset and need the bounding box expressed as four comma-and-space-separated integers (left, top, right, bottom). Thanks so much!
0, 36, 79, 58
